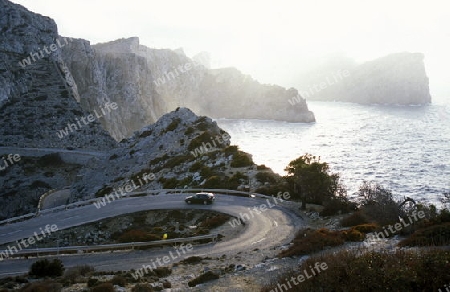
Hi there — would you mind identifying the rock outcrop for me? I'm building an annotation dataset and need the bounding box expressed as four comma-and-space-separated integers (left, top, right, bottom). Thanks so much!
0, 0, 117, 150
62, 37, 315, 141
303, 52, 432, 105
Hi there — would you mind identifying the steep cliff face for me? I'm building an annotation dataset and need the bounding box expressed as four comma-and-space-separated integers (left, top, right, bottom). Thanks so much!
0, 0, 117, 219
304, 52, 432, 105
62, 37, 315, 141
0, 0, 117, 150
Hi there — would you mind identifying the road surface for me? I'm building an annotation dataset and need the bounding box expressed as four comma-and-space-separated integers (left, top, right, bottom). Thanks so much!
0, 193, 303, 277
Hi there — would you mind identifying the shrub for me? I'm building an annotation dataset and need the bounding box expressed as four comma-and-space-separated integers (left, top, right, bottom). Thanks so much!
164, 118, 180, 132
179, 256, 203, 265
194, 116, 210, 131
262, 249, 450, 291
188, 271, 219, 287
91, 283, 115, 292
189, 161, 203, 172
188, 132, 215, 151
164, 155, 193, 168
398, 222, 450, 247
64, 265, 94, 284
342, 228, 365, 242
199, 166, 213, 178
230, 152, 253, 168
255, 172, 277, 184
340, 211, 370, 227
278, 228, 345, 258
30, 180, 51, 189
200, 214, 230, 229
320, 196, 358, 216
37, 153, 63, 167
185, 127, 194, 135
139, 129, 153, 138
132, 284, 154, 292
29, 259, 64, 278
87, 278, 99, 287
111, 275, 127, 286
202, 176, 225, 188
351, 223, 379, 233
359, 182, 402, 225
158, 177, 180, 189
117, 230, 161, 243
224, 145, 239, 155
153, 267, 172, 277
19, 281, 61, 292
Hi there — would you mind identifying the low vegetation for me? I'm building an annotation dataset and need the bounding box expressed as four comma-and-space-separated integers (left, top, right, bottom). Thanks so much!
188, 271, 220, 287
263, 249, 450, 291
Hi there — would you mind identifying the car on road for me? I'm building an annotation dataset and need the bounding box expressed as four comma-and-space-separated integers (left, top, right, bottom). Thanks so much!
185, 192, 215, 205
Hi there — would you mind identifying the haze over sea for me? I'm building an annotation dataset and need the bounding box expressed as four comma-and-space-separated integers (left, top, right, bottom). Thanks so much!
217, 100, 450, 206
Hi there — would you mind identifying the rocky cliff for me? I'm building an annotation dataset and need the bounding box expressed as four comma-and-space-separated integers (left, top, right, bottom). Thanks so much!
0, 0, 117, 150
303, 52, 432, 105
62, 37, 315, 141
0, 0, 284, 218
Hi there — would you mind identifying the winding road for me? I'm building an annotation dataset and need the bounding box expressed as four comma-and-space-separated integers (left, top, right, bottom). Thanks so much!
0, 193, 303, 277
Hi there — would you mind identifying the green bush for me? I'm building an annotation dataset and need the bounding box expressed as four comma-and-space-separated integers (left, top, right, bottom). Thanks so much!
351, 223, 379, 233
340, 211, 370, 227
255, 172, 277, 184
320, 196, 358, 216
158, 177, 180, 189
185, 127, 194, 135
92, 283, 115, 292
230, 152, 253, 168
278, 228, 345, 258
111, 275, 127, 286
399, 222, 450, 247
37, 153, 63, 167
19, 281, 61, 292
189, 161, 203, 172
153, 267, 172, 277
202, 176, 225, 188
262, 250, 450, 292
188, 132, 215, 151
29, 259, 65, 278
164, 118, 181, 133
87, 278, 99, 287
116, 230, 161, 243
224, 145, 239, 155
164, 155, 193, 168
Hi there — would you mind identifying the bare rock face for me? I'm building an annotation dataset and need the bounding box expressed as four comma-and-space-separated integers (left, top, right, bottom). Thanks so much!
305, 52, 432, 105
0, 0, 117, 150
70, 107, 232, 201
62, 37, 315, 141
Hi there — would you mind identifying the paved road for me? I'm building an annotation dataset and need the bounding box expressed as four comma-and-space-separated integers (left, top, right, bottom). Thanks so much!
0, 193, 303, 277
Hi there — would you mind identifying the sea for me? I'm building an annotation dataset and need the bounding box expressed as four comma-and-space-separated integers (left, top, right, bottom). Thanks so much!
216, 100, 450, 207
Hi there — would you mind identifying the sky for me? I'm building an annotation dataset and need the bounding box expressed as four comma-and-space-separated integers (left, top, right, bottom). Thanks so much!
11, 0, 450, 100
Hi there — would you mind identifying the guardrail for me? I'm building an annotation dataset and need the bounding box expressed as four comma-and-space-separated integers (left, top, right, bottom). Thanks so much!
9, 233, 218, 257
0, 189, 272, 226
